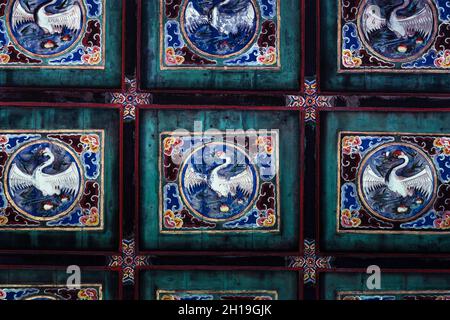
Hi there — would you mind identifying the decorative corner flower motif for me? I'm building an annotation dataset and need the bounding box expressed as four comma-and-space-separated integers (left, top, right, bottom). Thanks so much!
163, 137, 183, 156
0, 215, 8, 226
257, 209, 276, 227
163, 210, 183, 229
0, 135, 8, 145
256, 136, 273, 154
82, 46, 102, 65
340, 209, 361, 228
342, 49, 362, 68
434, 211, 450, 229
80, 207, 100, 226
434, 137, 450, 155
258, 46, 277, 65
165, 47, 185, 65
0, 53, 10, 64
342, 136, 362, 155
81, 134, 100, 153
0, 289, 6, 300
434, 50, 450, 68
77, 288, 99, 300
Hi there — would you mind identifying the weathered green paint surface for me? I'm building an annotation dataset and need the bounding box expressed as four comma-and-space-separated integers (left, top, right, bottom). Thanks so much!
140, 270, 298, 300
321, 272, 450, 300
139, 109, 300, 251
140, 1, 301, 91
0, 269, 119, 299
0, 1, 122, 89
0, 107, 120, 250
320, 0, 450, 93
320, 111, 450, 253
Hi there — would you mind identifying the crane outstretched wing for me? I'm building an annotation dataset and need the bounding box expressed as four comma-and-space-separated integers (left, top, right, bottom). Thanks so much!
46, 2, 82, 33
8, 164, 33, 197
361, 5, 386, 38
219, 0, 252, 14
11, 0, 34, 30
184, 167, 207, 194
41, 162, 80, 196
240, 3, 256, 31
221, 2, 255, 34
397, 5, 434, 38
402, 166, 433, 198
362, 165, 385, 196
228, 166, 254, 197
184, 2, 209, 34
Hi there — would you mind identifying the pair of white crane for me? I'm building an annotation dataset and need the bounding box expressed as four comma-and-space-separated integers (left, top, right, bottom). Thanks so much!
13, 0, 253, 39
10, 146, 252, 205
11, 0, 432, 44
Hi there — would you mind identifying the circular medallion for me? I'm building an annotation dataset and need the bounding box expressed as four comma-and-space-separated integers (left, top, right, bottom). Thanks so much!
357, 0, 438, 62
181, 0, 259, 58
358, 142, 437, 222
179, 142, 259, 222
4, 140, 83, 222
7, 0, 86, 57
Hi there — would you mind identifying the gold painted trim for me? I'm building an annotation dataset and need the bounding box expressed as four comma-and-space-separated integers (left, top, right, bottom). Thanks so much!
336, 131, 450, 234
159, 0, 281, 70
0, 129, 104, 231
157, 289, 279, 300
0, 283, 103, 300
1, 0, 106, 70
157, 130, 280, 234
337, 0, 449, 73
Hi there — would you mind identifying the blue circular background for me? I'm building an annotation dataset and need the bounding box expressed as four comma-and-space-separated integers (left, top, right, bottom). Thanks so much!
7, 141, 82, 220
9, 0, 84, 56
359, 144, 435, 221
180, 143, 258, 221
358, 0, 436, 61
183, 0, 258, 56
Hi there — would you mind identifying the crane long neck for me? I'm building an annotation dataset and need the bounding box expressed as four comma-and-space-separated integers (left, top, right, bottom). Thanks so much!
36, 0, 58, 15
219, 0, 232, 8
37, 153, 55, 173
393, 0, 410, 15
393, 156, 409, 174
212, 157, 232, 177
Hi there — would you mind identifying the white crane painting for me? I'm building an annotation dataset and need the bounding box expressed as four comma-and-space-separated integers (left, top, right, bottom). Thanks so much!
8, 0, 83, 56
182, 0, 257, 56
180, 144, 258, 221
359, 144, 436, 222
358, 0, 437, 61
6, 142, 81, 221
